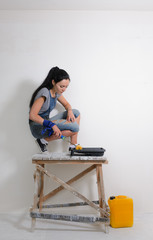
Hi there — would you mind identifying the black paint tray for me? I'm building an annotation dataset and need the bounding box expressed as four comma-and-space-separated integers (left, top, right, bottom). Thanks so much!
70, 147, 105, 157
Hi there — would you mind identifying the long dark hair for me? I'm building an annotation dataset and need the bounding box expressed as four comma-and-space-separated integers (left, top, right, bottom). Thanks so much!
29, 66, 70, 108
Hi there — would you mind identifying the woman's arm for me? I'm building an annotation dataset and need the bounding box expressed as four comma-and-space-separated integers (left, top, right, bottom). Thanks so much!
30, 96, 62, 137
57, 95, 75, 122
29, 97, 45, 125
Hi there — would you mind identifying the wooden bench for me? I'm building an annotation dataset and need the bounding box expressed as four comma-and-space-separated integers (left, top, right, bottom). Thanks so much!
30, 152, 110, 231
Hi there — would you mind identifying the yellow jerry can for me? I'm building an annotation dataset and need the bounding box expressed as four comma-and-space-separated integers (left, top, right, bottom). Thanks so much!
108, 195, 133, 228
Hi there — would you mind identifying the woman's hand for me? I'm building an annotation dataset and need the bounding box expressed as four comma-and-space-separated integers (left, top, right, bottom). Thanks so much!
57, 95, 75, 122
52, 125, 62, 138
67, 109, 75, 122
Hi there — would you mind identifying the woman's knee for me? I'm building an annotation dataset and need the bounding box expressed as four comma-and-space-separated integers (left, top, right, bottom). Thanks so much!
72, 109, 80, 118
71, 122, 79, 132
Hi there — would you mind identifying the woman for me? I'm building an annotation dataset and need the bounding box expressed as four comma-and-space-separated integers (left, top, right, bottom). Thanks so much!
29, 66, 80, 153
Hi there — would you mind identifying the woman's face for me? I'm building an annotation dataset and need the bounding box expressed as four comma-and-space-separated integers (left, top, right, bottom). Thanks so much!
52, 79, 70, 94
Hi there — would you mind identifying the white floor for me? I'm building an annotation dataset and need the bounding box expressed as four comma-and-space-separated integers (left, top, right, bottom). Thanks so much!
0, 210, 153, 240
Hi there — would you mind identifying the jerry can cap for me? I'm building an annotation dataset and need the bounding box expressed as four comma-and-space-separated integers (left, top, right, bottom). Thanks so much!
110, 196, 116, 200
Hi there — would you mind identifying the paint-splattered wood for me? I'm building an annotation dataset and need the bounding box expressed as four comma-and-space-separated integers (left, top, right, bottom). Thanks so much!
42, 200, 99, 208
32, 152, 108, 164
43, 164, 96, 202
37, 165, 109, 217
30, 211, 109, 223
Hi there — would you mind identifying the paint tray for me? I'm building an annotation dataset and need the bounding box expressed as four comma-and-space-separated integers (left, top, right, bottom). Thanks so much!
70, 147, 105, 157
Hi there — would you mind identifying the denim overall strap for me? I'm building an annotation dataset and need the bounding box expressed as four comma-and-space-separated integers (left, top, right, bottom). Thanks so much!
39, 91, 58, 119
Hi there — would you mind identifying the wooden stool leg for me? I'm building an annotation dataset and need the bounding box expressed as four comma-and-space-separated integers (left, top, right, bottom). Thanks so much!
38, 164, 44, 211
31, 216, 36, 232
104, 222, 110, 234
31, 169, 40, 231
96, 164, 106, 217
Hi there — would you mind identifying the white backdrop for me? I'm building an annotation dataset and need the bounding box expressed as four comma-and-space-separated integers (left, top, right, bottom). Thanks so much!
0, 10, 153, 214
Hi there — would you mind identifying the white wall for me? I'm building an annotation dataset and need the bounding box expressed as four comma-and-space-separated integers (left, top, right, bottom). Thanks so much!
0, 10, 153, 214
